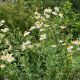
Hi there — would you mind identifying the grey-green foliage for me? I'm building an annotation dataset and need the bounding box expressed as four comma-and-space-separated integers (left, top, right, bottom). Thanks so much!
0, 0, 16, 3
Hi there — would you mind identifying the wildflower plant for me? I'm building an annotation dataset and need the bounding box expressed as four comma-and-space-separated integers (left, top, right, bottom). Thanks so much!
0, 0, 80, 80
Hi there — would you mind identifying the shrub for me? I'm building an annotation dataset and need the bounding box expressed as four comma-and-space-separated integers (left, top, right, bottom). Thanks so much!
0, 0, 80, 80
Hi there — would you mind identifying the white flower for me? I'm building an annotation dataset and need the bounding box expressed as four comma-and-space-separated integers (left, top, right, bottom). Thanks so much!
5, 53, 15, 62
1, 28, 9, 32
21, 40, 31, 51
35, 15, 41, 19
34, 11, 40, 15
71, 40, 79, 45
40, 28, 45, 32
44, 24, 49, 27
0, 55, 6, 60
29, 26, 36, 31
44, 8, 52, 13
59, 13, 63, 18
27, 45, 34, 49
35, 21, 43, 29
21, 43, 26, 51
60, 26, 66, 29
51, 44, 57, 48
54, 6, 59, 12
59, 40, 63, 43
44, 13, 50, 18
1, 20, 5, 24
0, 23, 3, 26
52, 12, 58, 16
67, 45, 73, 53
24, 40, 31, 45
0, 53, 15, 62
34, 11, 41, 19
7, 57, 15, 62
0, 64, 5, 68
39, 34, 47, 41
0, 19, 5, 26
24, 31, 30, 37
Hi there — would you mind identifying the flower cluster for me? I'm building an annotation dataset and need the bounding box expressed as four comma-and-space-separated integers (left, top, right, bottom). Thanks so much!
52, 7, 63, 18
44, 8, 52, 18
67, 39, 80, 53
21, 40, 33, 51
43, 7, 63, 18
0, 53, 15, 63
67, 45, 73, 53
39, 34, 47, 41
0, 20, 14, 65
21, 6, 65, 51
0, 64, 5, 69
0, 19, 5, 26
1, 28, 9, 33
